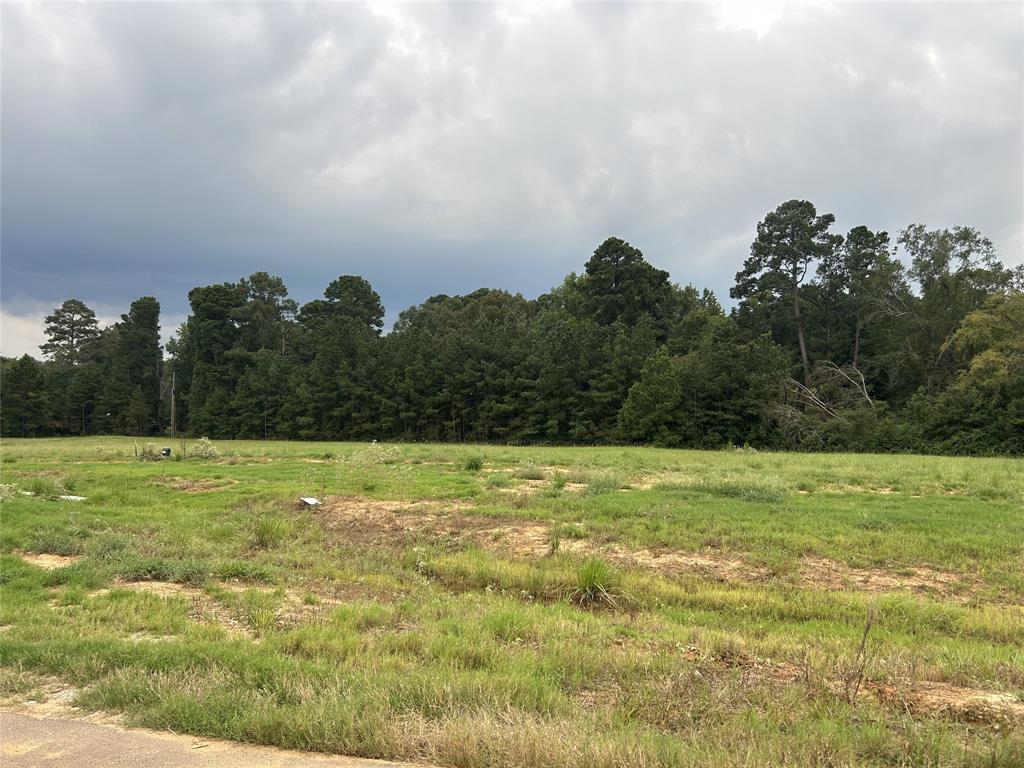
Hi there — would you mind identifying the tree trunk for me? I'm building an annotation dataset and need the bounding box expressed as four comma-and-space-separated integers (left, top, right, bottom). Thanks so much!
794, 294, 810, 384
852, 311, 863, 368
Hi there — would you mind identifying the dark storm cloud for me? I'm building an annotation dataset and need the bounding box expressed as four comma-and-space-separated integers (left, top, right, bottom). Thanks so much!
2, 1, 1021, 356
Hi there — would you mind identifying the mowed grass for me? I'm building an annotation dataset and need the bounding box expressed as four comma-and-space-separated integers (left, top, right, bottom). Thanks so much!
0, 437, 1022, 767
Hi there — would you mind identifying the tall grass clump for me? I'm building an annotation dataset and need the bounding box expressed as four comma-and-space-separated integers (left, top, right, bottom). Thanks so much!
514, 463, 545, 481
463, 455, 485, 472
249, 517, 290, 550
572, 557, 624, 608
584, 471, 624, 496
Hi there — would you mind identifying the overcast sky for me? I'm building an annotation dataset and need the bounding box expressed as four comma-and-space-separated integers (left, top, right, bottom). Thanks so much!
2, 1, 1021, 357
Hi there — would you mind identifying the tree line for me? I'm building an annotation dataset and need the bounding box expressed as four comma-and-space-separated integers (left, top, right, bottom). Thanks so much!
3, 199, 1022, 454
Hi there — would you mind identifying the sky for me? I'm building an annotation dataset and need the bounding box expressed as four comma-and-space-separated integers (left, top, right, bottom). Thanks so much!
2, 1, 1022, 357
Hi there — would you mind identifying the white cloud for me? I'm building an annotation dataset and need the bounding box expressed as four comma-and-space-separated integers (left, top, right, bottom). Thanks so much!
0, 310, 48, 359
0, 302, 175, 359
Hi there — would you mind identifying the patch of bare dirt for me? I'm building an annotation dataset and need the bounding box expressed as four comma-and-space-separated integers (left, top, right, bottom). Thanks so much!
20, 553, 81, 570
0, 676, 122, 725
317, 497, 989, 598
318, 496, 763, 583
871, 681, 1024, 724
90, 579, 358, 637
93, 580, 250, 636
150, 476, 237, 493
682, 647, 1023, 726
800, 556, 975, 600
317, 495, 477, 547
113, 580, 202, 598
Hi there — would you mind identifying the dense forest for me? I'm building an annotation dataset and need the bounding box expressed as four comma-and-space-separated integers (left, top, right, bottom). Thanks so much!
3, 200, 1023, 454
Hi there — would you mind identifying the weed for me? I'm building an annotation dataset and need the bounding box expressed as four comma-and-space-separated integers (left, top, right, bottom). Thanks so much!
346, 443, 402, 465
187, 437, 220, 460
548, 529, 561, 555
244, 603, 278, 636
843, 607, 878, 703
509, 489, 532, 508
137, 443, 163, 461
463, 455, 485, 472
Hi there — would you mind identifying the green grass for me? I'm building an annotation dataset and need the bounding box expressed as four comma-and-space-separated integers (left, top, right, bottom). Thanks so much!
0, 437, 1022, 767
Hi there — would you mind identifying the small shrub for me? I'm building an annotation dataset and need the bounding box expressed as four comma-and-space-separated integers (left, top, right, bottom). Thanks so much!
345, 443, 401, 465
187, 438, 220, 460
1, 455, 16, 464
137, 443, 162, 462
463, 455, 485, 472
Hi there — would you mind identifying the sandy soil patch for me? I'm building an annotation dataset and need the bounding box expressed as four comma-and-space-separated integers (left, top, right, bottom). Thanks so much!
318, 496, 763, 582
317, 496, 989, 598
90, 579, 352, 637
800, 556, 975, 600
20, 553, 81, 570
151, 476, 238, 493
871, 681, 1024, 724
690, 648, 1023, 726
0, 675, 122, 726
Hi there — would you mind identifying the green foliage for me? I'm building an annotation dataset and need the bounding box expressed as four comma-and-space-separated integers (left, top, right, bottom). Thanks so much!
4, 213, 1022, 456
41, 299, 100, 365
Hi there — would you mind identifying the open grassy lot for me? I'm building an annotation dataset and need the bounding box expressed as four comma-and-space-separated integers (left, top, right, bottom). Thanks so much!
1, 437, 1022, 767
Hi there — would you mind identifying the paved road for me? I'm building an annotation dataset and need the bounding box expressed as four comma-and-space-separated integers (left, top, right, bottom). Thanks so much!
0, 712, 424, 768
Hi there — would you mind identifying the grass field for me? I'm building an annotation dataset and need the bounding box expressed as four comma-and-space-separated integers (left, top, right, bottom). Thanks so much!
1, 437, 1022, 767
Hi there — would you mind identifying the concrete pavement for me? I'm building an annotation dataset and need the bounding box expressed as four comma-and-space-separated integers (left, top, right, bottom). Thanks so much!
0, 712, 425, 768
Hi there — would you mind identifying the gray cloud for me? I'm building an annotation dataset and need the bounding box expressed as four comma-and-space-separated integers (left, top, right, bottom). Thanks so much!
2, 1, 1021, 354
